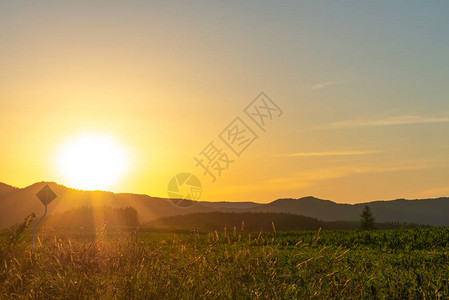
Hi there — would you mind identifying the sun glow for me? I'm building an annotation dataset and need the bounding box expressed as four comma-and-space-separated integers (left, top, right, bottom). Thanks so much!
57, 133, 129, 191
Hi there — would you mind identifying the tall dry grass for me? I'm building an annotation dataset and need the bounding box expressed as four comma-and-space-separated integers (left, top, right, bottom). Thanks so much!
1, 217, 449, 299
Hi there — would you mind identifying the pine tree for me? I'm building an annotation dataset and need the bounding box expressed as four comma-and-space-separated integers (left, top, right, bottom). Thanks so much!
359, 205, 375, 230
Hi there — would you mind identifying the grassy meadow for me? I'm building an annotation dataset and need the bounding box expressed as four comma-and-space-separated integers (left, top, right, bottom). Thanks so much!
1, 216, 449, 299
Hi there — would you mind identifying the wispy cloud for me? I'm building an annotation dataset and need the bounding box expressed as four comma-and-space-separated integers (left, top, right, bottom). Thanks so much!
310, 81, 344, 90
263, 164, 427, 190
211, 162, 429, 195
320, 114, 449, 129
418, 186, 449, 198
279, 150, 384, 157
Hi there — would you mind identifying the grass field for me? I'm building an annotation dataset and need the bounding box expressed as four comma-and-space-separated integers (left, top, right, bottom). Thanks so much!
1, 218, 449, 299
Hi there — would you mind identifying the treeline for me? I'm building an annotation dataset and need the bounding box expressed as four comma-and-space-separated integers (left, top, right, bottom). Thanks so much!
31, 209, 424, 231
40, 206, 139, 228
146, 212, 425, 232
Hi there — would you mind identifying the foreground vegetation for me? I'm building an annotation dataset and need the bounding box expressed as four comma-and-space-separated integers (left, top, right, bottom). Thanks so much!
1, 217, 449, 299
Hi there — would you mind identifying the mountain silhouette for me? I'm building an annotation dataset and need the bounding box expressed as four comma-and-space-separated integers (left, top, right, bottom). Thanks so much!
0, 181, 448, 228
0, 182, 18, 196
249, 197, 449, 226
0, 181, 254, 228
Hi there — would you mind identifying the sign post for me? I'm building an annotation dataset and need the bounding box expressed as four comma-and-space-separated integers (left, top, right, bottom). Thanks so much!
33, 184, 57, 247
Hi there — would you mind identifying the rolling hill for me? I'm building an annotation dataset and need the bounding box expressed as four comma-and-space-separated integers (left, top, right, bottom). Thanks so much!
0, 181, 218, 228
251, 197, 449, 226
0, 182, 18, 196
0, 181, 448, 228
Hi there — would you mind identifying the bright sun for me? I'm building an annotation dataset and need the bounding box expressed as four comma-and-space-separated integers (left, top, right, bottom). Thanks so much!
57, 133, 129, 191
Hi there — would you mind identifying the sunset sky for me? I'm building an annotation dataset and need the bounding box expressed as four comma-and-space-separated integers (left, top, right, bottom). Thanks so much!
1, 1, 449, 204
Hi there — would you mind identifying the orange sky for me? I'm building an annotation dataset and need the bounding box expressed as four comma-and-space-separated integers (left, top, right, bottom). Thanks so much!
1, 1, 449, 204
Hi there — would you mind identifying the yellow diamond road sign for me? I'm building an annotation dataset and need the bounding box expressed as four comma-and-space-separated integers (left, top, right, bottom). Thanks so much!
36, 184, 57, 206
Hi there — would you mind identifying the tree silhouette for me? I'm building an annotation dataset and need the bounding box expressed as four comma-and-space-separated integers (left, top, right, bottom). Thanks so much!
360, 206, 375, 230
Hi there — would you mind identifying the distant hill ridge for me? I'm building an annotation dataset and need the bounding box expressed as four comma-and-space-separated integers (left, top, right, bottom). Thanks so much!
0, 182, 18, 196
251, 196, 449, 226
0, 181, 448, 228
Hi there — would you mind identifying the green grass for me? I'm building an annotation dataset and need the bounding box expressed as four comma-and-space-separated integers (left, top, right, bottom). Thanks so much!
1, 219, 449, 299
